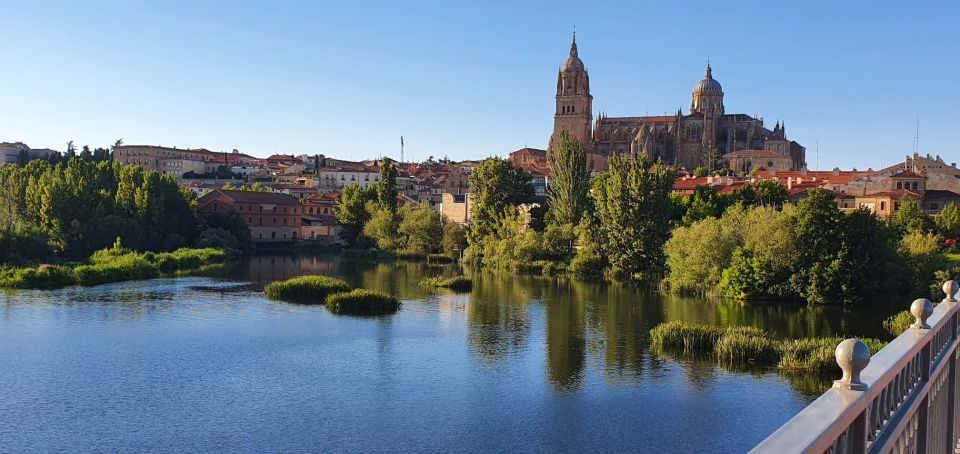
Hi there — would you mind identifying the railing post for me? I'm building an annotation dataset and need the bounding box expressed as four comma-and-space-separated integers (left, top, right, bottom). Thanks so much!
834, 338, 871, 451
942, 281, 958, 449
912, 298, 934, 453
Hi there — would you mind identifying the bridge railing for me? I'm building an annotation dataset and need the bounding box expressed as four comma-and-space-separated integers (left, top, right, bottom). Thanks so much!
752, 280, 960, 454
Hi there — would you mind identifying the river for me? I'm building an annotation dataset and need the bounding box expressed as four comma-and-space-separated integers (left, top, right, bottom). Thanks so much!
0, 253, 898, 452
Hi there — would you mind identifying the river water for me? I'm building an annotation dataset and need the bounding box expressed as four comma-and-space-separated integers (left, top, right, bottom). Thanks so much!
0, 254, 897, 452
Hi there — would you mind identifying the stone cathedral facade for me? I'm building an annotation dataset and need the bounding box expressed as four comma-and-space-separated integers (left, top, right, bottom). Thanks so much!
548, 36, 806, 171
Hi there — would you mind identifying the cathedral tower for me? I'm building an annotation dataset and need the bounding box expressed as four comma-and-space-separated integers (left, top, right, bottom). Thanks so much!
549, 33, 593, 151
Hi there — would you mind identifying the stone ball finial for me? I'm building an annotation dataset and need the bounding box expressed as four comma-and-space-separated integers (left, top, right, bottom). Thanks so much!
911, 298, 934, 330
943, 280, 959, 304
833, 338, 870, 391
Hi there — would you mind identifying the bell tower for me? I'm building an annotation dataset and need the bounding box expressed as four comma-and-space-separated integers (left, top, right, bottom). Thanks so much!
549, 32, 593, 151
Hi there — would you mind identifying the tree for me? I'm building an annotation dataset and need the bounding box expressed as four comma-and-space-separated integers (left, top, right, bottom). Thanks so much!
754, 179, 788, 208
592, 155, 676, 278
936, 202, 960, 239
680, 185, 727, 225
692, 166, 708, 177
441, 220, 467, 259
363, 202, 399, 250
376, 157, 398, 214
397, 203, 443, 255
335, 184, 376, 245
890, 199, 934, 235
546, 131, 590, 227
16, 150, 30, 166
467, 157, 533, 244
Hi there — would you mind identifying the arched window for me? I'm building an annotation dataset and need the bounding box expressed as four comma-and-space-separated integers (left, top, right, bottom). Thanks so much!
897, 182, 903, 189
912, 182, 919, 190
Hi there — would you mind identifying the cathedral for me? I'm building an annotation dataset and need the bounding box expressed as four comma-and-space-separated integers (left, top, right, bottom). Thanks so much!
548, 35, 806, 171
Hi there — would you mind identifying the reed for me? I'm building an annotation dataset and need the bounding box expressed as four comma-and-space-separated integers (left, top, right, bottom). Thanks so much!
263, 275, 351, 303
650, 321, 888, 373
419, 276, 473, 292
325, 289, 401, 315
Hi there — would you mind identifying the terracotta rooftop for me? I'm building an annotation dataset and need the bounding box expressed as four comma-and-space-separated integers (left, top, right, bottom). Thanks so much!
207, 189, 301, 205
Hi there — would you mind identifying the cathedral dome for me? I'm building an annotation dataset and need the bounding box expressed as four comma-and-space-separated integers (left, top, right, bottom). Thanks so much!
693, 64, 723, 94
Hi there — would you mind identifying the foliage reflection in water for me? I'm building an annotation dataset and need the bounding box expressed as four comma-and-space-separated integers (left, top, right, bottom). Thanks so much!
0, 253, 899, 452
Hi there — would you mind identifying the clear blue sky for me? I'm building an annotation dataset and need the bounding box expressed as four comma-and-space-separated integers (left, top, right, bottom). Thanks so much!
1, 0, 956, 169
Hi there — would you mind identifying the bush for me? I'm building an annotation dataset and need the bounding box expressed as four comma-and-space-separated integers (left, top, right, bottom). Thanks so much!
325, 289, 401, 315
264, 275, 351, 303
883, 310, 915, 336
420, 275, 473, 292
714, 331, 779, 363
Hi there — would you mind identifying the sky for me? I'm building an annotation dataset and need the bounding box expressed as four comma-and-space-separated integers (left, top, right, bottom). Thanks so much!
1, 0, 957, 169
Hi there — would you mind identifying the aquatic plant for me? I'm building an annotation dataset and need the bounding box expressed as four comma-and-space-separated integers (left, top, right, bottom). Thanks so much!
324, 289, 401, 315
650, 321, 888, 373
264, 275, 351, 303
419, 276, 473, 292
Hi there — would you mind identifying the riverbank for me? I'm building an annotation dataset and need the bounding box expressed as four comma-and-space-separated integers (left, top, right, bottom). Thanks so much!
0, 246, 237, 290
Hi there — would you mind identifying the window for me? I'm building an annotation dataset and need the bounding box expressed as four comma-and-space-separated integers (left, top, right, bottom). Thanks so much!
932, 203, 940, 210
897, 182, 903, 189
882, 201, 887, 211
271, 231, 276, 239
912, 182, 919, 190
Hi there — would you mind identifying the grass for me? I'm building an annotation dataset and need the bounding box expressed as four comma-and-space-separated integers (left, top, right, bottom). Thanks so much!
0, 247, 235, 290
264, 275, 351, 303
649, 321, 888, 373
419, 275, 473, 292
325, 289, 401, 315
426, 254, 454, 264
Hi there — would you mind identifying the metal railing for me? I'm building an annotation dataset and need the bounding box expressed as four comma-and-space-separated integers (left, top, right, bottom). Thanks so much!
753, 281, 960, 454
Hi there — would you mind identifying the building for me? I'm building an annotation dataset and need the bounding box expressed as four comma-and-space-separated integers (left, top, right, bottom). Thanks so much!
547, 35, 805, 170
115, 145, 263, 179
0, 142, 59, 164
196, 189, 302, 243
841, 153, 960, 216
440, 192, 471, 225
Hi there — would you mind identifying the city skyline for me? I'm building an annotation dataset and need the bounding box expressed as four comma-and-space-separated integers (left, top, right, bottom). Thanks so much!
2, 0, 957, 169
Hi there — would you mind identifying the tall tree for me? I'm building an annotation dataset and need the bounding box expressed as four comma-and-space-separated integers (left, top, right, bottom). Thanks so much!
547, 131, 590, 227
467, 157, 533, 243
376, 157, 398, 214
591, 154, 676, 278
335, 184, 376, 245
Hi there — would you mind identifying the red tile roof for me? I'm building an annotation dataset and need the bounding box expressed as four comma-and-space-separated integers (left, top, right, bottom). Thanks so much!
204, 189, 301, 205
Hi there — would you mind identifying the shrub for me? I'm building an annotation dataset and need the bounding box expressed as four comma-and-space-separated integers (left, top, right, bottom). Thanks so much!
883, 310, 915, 336
420, 276, 473, 292
264, 275, 351, 303
325, 289, 401, 315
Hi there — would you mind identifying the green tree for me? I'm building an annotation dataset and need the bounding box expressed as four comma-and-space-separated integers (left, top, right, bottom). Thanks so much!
546, 131, 590, 227
754, 179, 788, 208
592, 155, 676, 278
441, 220, 468, 259
890, 199, 934, 235
335, 184, 376, 245
467, 157, 533, 244
376, 157, 398, 214
363, 202, 399, 250
936, 202, 960, 239
397, 203, 443, 255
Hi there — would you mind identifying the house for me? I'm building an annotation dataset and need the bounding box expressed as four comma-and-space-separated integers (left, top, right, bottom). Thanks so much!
197, 190, 302, 243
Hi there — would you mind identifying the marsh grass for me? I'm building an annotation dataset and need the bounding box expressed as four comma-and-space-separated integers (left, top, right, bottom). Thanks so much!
263, 275, 351, 303
0, 247, 233, 290
650, 321, 888, 373
419, 275, 473, 292
325, 289, 400, 315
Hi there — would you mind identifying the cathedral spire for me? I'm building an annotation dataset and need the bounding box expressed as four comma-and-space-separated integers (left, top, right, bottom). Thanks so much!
705, 60, 713, 79
570, 27, 578, 57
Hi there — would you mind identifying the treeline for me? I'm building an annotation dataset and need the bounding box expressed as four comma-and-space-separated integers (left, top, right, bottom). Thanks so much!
0, 158, 200, 263
456, 131, 960, 306
334, 158, 467, 259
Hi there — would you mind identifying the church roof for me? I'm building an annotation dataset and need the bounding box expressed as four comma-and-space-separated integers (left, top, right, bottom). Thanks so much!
693, 64, 723, 95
